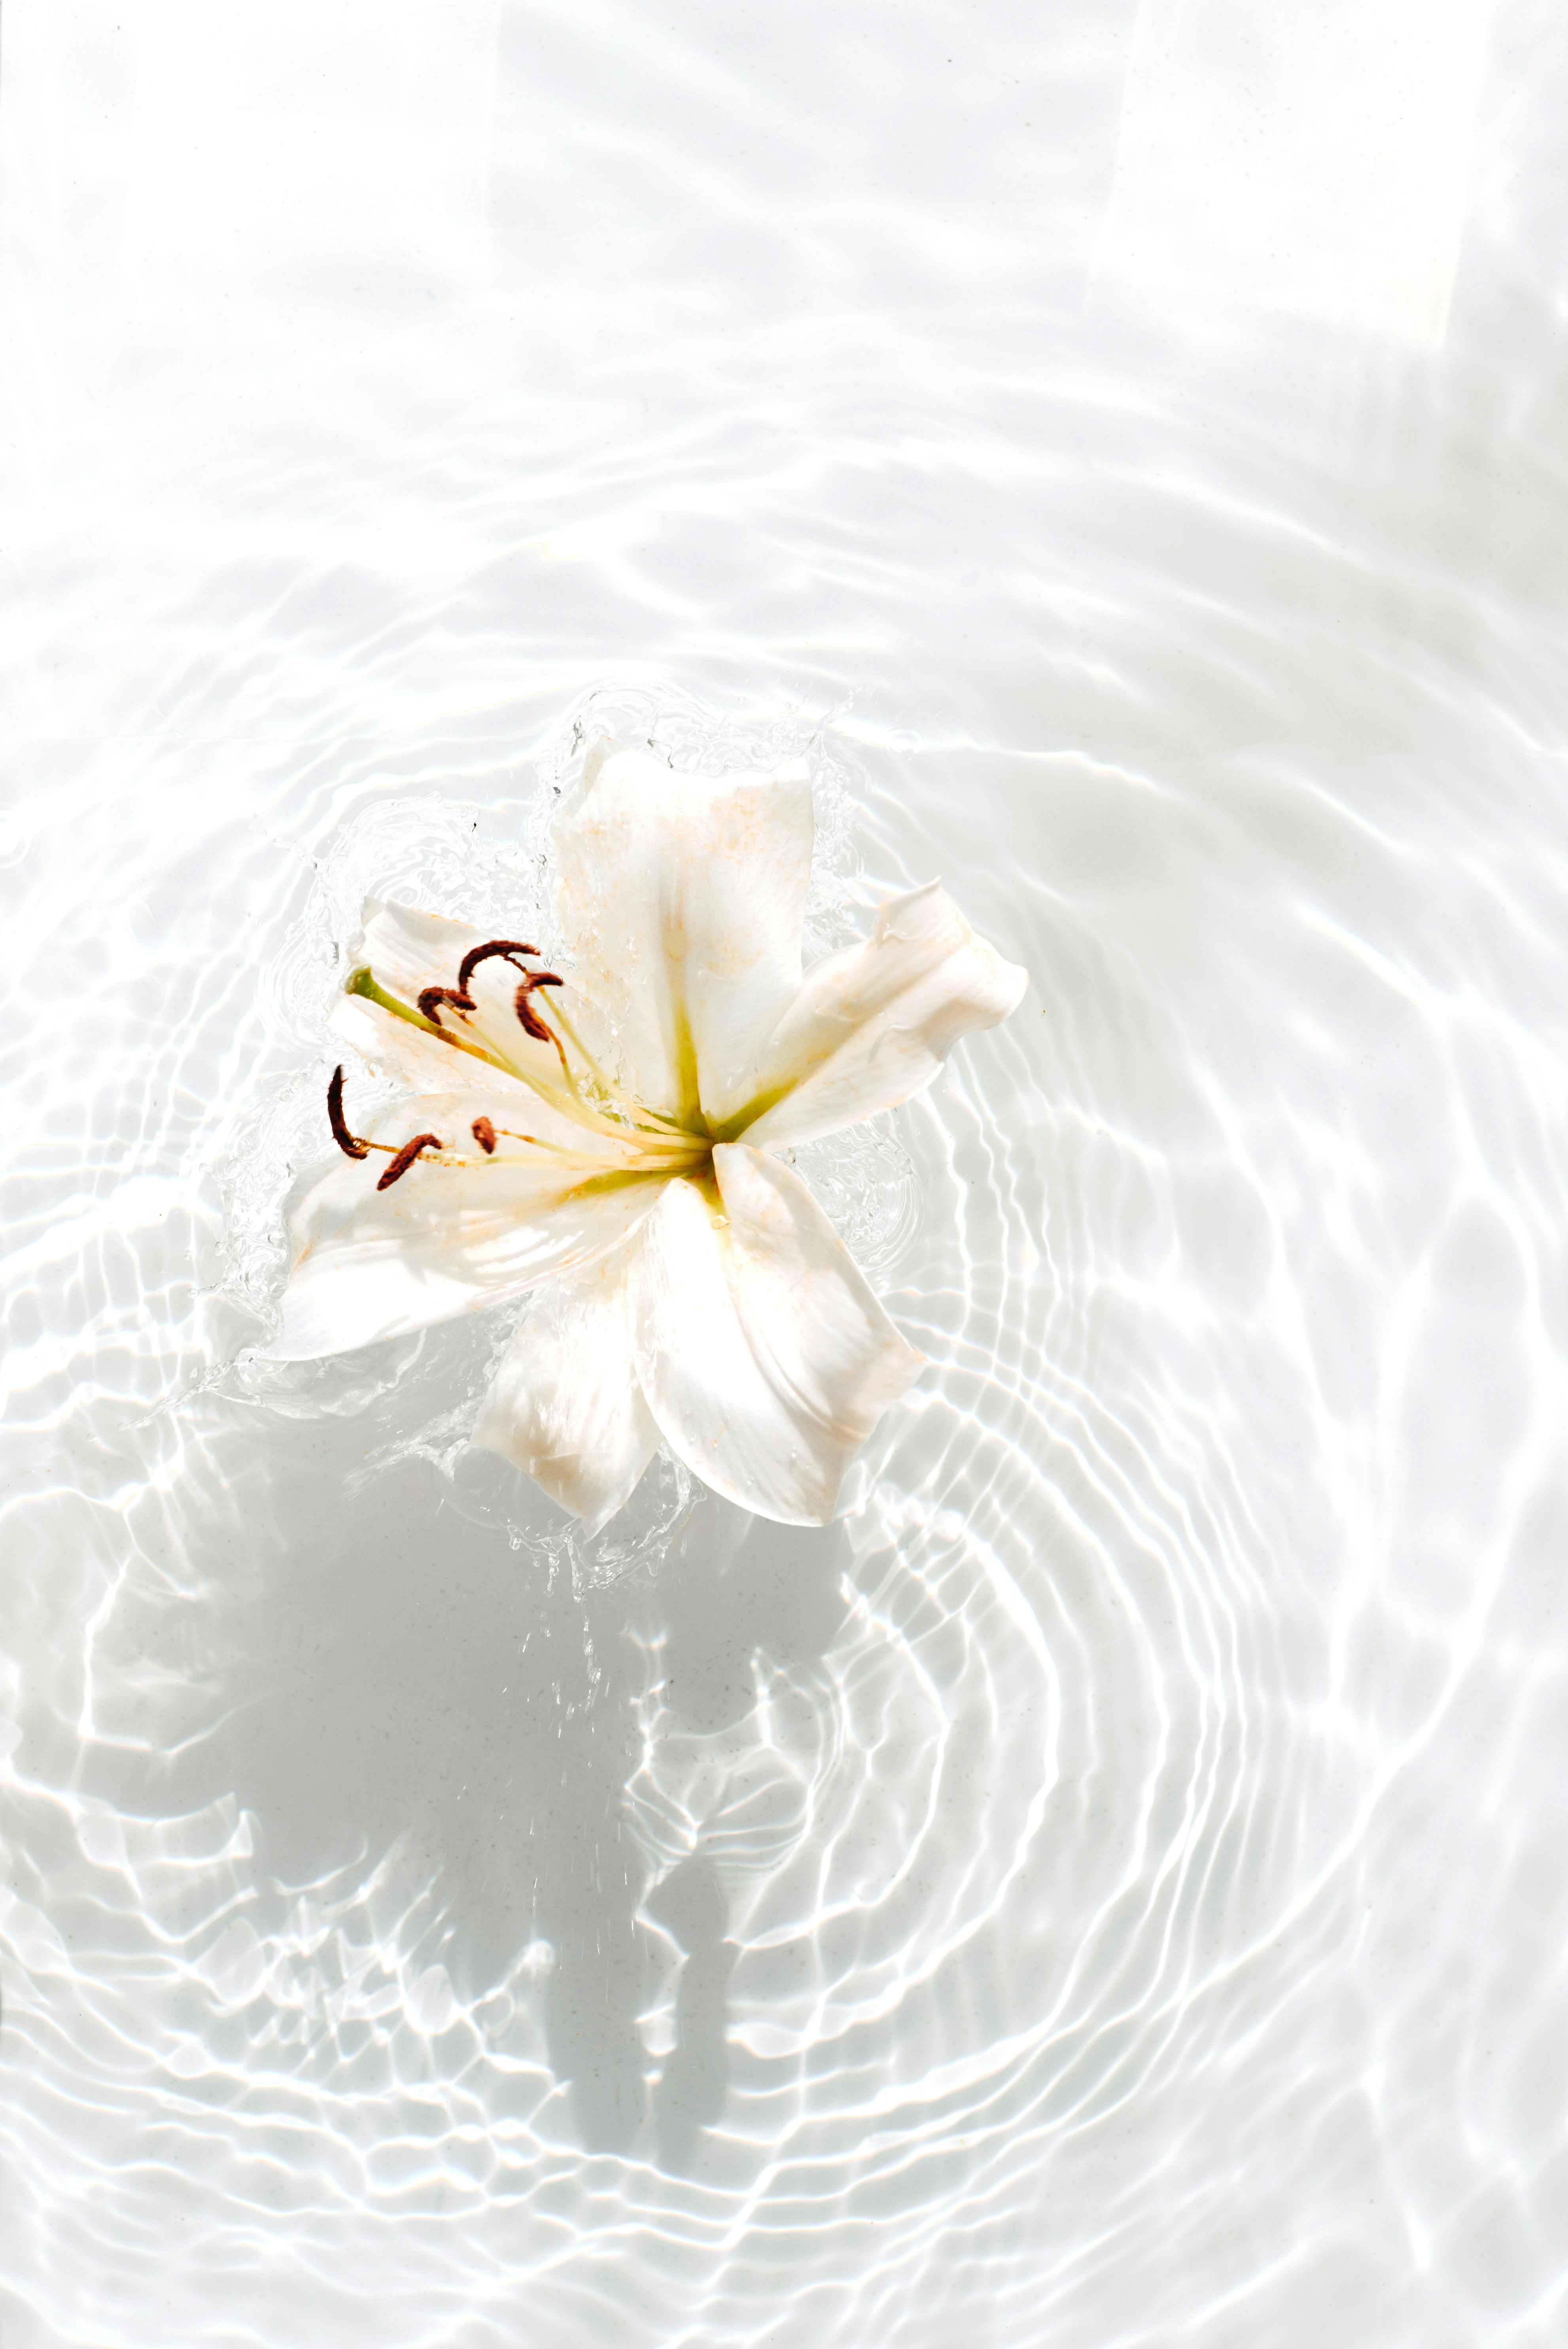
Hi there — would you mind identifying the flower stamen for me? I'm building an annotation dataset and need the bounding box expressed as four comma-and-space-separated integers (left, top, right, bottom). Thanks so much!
347, 962, 698, 1153
456, 938, 541, 993
416, 943, 562, 1042
423, 938, 571, 1067
472, 1117, 496, 1153
327, 1064, 370, 1160
332, 1065, 460, 1185
514, 971, 565, 1042
377, 1132, 445, 1190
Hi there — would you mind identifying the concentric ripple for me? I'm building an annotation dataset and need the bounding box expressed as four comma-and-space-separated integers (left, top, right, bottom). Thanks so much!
8, 694, 1568, 2347
6, 3, 1568, 2341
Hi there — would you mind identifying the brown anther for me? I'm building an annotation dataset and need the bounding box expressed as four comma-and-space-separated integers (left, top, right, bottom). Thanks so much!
376, 1132, 444, 1191
456, 938, 542, 994
471, 1117, 497, 1153
327, 1064, 370, 1160
417, 984, 475, 1028
514, 970, 564, 1042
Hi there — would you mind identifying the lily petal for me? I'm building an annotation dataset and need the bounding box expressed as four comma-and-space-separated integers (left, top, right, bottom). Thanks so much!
267, 1095, 667, 1361
730, 881, 1029, 1150
554, 743, 815, 1128
631, 1143, 924, 1525
471, 1240, 661, 1536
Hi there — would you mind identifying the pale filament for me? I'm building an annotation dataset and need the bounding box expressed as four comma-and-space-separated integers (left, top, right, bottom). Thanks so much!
345, 965, 701, 1155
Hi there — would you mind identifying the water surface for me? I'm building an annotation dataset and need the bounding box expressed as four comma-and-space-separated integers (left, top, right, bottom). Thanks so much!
4, 2, 1568, 2343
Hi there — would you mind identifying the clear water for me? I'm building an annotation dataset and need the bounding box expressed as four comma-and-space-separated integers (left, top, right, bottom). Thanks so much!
5, 2, 1568, 2342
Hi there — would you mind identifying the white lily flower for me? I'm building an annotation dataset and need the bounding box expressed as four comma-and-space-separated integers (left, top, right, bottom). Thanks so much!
269, 743, 1027, 1533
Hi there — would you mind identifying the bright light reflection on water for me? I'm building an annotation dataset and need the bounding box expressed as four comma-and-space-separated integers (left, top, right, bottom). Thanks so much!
4, 1, 1568, 2343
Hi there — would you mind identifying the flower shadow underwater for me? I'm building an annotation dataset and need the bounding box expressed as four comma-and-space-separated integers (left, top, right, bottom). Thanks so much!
159, 1391, 853, 2165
